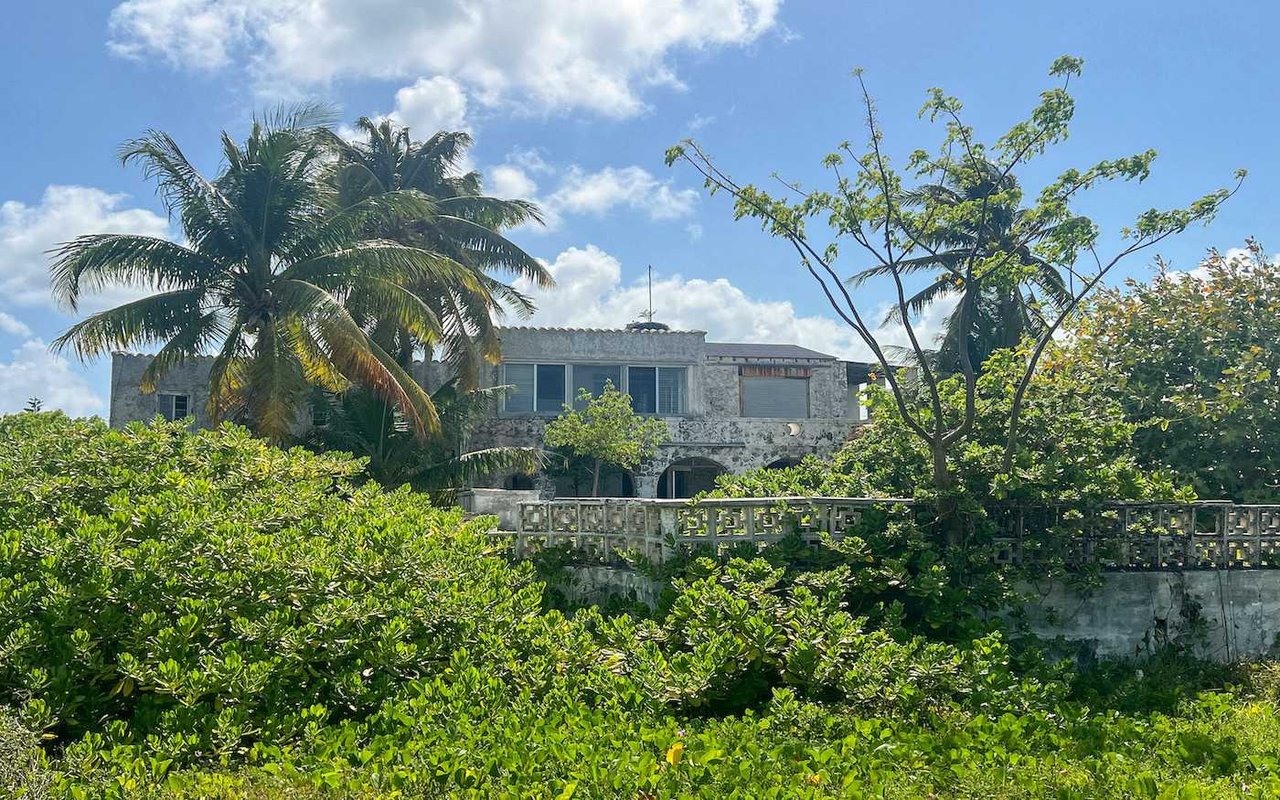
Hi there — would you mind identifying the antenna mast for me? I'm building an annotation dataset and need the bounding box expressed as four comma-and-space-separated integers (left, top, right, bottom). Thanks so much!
645, 264, 654, 322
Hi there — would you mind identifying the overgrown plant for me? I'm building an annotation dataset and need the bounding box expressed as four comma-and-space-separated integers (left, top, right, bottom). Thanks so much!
667, 57, 1242, 537
543, 382, 668, 497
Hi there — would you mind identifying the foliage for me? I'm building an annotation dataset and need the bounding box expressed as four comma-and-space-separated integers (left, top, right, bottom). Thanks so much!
305, 382, 545, 500
327, 120, 549, 386
0, 709, 50, 800
850, 158, 1073, 374
49, 107, 448, 442
8, 415, 1280, 799
668, 56, 1242, 500
0, 413, 543, 768
543, 382, 669, 496
1062, 240, 1280, 502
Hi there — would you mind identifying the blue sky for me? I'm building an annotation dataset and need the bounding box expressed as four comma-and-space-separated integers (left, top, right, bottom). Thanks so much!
1, 0, 1276, 415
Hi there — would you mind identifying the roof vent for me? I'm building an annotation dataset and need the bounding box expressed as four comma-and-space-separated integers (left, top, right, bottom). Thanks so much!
626, 320, 670, 332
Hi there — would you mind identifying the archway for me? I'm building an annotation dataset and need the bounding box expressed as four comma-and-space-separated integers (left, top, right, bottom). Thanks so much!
656, 457, 727, 499
501, 473, 537, 491
764, 457, 803, 470
553, 465, 636, 498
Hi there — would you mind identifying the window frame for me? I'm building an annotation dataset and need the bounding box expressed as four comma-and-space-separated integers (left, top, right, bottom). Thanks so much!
500, 362, 690, 417
158, 392, 190, 422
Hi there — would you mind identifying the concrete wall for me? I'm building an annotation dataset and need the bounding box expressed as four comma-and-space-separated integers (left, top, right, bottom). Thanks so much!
459, 488, 541, 530
110, 353, 214, 428
1023, 571, 1280, 661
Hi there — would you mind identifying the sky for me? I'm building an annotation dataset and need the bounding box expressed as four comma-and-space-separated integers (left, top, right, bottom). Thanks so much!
1, 0, 1277, 416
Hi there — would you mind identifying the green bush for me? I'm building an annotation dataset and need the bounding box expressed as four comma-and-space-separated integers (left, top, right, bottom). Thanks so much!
5, 414, 1280, 798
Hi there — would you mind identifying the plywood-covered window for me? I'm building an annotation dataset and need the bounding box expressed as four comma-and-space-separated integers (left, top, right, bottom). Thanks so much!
739, 366, 810, 418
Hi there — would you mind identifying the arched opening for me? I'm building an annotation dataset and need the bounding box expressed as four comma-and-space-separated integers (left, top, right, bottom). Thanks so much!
764, 457, 803, 470
501, 473, 537, 491
657, 457, 727, 499
553, 465, 636, 498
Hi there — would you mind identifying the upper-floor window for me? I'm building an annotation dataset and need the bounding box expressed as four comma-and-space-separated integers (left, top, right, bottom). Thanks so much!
739, 366, 809, 418
158, 393, 189, 421
502, 363, 567, 413
501, 362, 687, 415
627, 366, 686, 415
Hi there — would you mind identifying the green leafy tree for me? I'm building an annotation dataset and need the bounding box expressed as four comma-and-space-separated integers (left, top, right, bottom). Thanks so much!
329, 120, 551, 386
1063, 240, 1280, 501
543, 382, 668, 497
50, 107, 464, 443
850, 159, 1075, 374
668, 56, 1241, 538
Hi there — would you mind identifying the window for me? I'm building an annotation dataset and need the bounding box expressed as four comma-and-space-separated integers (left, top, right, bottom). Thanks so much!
535, 364, 566, 411
627, 367, 657, 413
628, 366, 686, 415
739, 366, 810, 418
502, 363, 567, 414
573, 364, 622, 408
657, 367, 686, 415
158, 393, 189, 421
502, 364, 535, 413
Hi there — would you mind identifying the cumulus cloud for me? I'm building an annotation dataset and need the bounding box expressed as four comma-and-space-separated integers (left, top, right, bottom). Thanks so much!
0, 313, 31, 338
108, 0, 782, 117
516, 244, 954, 362
486, 160, 698, 231
386, 76, 469, 133
0, 339, 105, 417
0, 186, 172, 311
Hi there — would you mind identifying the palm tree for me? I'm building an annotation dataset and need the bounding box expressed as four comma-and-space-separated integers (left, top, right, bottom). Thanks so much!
51, 108, 468, 442
853, 160, 1076, 374
328, 119, 551, 387
307, 381, 547, 501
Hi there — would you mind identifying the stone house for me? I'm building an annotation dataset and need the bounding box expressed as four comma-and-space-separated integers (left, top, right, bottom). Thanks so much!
109, 323, 877, 498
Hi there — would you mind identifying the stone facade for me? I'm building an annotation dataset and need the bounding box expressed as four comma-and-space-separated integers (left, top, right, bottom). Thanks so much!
108, 325, 876, 498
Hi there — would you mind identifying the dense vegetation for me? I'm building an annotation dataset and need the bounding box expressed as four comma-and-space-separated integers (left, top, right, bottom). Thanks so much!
3, 413, 1280, 798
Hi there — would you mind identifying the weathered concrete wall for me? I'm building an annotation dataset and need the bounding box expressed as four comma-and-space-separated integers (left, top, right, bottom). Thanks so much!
1023, 571, 1280, 661
110, 353, 214, 428
459, 488, 541, 530
557, 565, 663, 608
465, 415, 864, 497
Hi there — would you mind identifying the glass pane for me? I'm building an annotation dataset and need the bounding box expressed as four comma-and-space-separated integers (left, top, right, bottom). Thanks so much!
658, 367, 686, 415
573, 364, 622, 408
503, 364, 534, 412
627, 366, 657, 414
536, 364, 566, 412
173, 394, 189, 418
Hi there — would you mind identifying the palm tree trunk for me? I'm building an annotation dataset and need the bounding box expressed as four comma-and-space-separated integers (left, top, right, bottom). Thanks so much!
591, 459, 602, 497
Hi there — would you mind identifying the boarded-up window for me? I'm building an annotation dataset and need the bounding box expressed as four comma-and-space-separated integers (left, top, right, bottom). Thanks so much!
739, 366, 809, 418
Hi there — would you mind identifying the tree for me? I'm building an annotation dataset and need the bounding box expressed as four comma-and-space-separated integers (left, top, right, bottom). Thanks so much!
1062, 240, 1280, 502
306, 381, 546, 501
50, 108, 463, 442
329, 120, 551, 386
850, 159, 1074, 374
543, 382, 669, 497
668, 56, 1241, 541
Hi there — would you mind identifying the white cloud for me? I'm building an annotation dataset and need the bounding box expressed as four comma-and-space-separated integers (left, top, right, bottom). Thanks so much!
548, 166, 698, 221
487, 160, 698, 231
0, 313, 31, 338
0, 339, 105, 417
516, 244, 953, 362
0, 186, 172, 311
386, 76, 469, 134
108, 0, 782, 117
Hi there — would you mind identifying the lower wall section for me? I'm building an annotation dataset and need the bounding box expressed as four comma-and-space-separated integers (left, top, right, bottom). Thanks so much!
1022, 571, 1280, 662
558, 565, 1280, 662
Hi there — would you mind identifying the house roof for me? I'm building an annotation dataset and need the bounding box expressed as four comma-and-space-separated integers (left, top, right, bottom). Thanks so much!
705, 342, 836, 361
498, 325, 704, 335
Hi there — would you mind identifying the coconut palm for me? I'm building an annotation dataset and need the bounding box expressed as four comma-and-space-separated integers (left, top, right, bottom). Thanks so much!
853, 159, 1077, 374
307, 381, 547, 501
51, 108, 469, 442
329, 120, 551, 387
